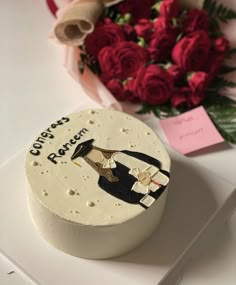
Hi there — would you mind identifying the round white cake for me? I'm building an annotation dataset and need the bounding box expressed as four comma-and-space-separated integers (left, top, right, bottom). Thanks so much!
25, 109, 171, 259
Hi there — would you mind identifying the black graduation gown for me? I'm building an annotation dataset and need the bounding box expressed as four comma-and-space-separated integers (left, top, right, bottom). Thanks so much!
97, 150, 170, 209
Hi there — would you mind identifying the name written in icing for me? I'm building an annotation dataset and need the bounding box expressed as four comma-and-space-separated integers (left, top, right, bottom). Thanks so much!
47, 128, 89, 164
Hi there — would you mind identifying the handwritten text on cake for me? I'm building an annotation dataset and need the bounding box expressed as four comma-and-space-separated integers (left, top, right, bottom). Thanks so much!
47, 128, 89, 164
29, 117, 70, 156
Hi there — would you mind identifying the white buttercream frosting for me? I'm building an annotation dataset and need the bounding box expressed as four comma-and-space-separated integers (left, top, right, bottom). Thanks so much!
25, 109, 170, 227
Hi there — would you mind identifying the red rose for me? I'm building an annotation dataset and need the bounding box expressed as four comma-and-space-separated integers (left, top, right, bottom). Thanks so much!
171, 87, 189, 107
134, 65, 174, 105
184, 9, 209, 34
148, 0, 156, 4
104, 17, 112, 24
106, 79, 125, 100
166, 64, 184, 82
189, 92, 207, 107
117, 0, 151, 24
188, 72, 208, 93
213, 37, 229, 53
135, 19, 154, 42
171, 87, 206, 107
172, 30, 211, 71
149, 18, 178, 61
123, 24, 137, 41
123, 79, 140, 102
206, 52, 225, 81
160, 0, 179, 20
99, 73, 111, 85
153, 16, 167, 30
204, 37, 229, 82
85, 22, 125, 58
98, 42, 149, 80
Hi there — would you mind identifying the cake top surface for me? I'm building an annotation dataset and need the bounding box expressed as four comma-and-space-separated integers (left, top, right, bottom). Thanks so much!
25, 109, 170, 226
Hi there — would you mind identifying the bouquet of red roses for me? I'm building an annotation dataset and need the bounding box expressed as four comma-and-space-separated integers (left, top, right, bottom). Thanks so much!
51, 0, 236, 143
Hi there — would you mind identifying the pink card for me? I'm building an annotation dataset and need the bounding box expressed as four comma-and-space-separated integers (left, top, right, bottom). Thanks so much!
159, 106, 224, 154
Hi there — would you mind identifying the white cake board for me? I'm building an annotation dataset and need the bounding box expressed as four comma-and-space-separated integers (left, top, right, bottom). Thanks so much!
0, 143, 235, 285
175, 209, 236, 285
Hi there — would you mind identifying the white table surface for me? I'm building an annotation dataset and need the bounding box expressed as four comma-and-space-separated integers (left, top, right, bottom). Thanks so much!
1, 0, 236, 284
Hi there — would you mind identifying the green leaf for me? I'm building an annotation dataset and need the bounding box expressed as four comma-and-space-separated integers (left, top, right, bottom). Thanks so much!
137, 37, 146, 47
219, 65, 236, 74
208, 17, 223, 37
78, 61, 84, 74
176, 32, 184, 43
211, 77, 236, 90
204, 94, 236, 143
80, 53, 87, 62
226, 48, 236, 58
203, 0, 236, 22
137, 103, 181, 119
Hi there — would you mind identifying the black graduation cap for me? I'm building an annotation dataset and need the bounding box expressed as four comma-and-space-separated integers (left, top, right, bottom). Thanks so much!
71, 139, 94, 160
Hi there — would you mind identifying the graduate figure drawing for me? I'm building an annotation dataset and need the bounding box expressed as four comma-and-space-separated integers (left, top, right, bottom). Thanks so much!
71, 139, 170, 209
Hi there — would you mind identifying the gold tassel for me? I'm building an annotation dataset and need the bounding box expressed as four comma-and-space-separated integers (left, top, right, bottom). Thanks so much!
72, 161, 81, 167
